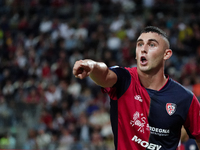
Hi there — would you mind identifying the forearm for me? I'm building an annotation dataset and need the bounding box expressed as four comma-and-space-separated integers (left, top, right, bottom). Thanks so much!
73, 59, 117, 87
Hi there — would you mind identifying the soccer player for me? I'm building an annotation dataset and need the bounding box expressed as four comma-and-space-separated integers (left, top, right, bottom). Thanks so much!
73, 26, 200, 150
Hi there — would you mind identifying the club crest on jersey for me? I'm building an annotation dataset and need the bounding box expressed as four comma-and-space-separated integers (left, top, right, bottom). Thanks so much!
166, 103, 176, 115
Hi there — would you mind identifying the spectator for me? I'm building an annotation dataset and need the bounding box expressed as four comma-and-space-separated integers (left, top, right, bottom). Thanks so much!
23, 129, 37, 150
76, 113, 92, 143
2, 80, 14, 101
57, 128, 74, 150
88, 131, 107, 150
39, 17, 52, 33
36, 128, 51, 150
45, 84, 61, 105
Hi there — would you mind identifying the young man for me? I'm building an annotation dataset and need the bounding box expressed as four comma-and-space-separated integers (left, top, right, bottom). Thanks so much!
73, 26, 200, 150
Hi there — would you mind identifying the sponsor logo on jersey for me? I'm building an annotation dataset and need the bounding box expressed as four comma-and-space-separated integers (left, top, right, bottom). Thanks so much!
132, 135, 162, 150
166, 103, 176, 115
130, 111, 148, 133
149, 126, 170, 136
134, 95, 143, 102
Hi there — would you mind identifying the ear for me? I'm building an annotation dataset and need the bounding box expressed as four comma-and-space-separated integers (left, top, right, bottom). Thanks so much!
164, 49, 172, 60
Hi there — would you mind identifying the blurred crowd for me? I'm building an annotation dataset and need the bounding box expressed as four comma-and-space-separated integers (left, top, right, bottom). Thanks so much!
0, 0, 200, 149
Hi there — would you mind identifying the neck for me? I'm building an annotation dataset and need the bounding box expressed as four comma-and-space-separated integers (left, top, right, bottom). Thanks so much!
138, 68, 167, 91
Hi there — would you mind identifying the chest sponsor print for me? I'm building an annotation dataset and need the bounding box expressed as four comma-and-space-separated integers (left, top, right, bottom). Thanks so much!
132, 135, 162, 150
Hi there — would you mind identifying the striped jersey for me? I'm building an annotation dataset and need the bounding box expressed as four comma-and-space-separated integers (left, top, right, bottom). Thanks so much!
102, 67, 200, 150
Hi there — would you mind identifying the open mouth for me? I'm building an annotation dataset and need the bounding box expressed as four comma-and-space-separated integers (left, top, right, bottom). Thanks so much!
140, 56, 147, 65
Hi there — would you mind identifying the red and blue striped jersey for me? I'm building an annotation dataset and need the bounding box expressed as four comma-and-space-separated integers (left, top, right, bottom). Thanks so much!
102, 67, 200, 150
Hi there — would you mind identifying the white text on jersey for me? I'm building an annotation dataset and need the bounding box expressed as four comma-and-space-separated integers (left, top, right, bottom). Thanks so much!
132, 135, 162, 150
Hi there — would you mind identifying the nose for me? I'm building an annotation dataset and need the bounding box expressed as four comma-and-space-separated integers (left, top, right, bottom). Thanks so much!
141, 44, 148, 54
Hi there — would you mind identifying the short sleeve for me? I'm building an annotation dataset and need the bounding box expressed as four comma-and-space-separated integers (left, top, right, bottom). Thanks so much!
184, 95, 200, 139
101, 66, 131, 100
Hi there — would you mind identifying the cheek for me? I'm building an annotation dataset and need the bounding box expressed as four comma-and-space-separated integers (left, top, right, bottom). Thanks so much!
135, 48, 139, 59
151, 52, 164, 64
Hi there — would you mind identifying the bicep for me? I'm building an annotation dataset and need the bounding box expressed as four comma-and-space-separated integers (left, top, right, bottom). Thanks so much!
90, 67, 118, 88
103, 69, 117, 87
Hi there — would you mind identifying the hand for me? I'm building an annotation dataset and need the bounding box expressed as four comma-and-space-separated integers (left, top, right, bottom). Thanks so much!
73, 59, 96, 79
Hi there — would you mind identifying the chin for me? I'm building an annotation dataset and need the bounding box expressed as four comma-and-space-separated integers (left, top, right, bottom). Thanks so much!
138, 65, 153, 73
139, 65, 149, 70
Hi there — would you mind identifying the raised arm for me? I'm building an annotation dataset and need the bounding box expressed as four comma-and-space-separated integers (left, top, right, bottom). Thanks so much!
73, 59, 117, 87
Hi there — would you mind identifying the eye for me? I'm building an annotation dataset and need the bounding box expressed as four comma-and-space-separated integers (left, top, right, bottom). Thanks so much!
137, 43, 143, 47
149, 43, 155, 47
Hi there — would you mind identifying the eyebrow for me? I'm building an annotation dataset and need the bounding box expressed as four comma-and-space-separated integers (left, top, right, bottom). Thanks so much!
137, 39, 159, 45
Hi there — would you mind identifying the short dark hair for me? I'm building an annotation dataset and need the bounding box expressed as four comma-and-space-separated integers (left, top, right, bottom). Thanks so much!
141, 26, 168, 39
140, 26, 170, 48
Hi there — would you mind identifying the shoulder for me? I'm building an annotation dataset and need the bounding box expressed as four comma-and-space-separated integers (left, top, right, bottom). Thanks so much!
168, 78, 194, 98
125, 67, 137, 75
109, 66, 136, 77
